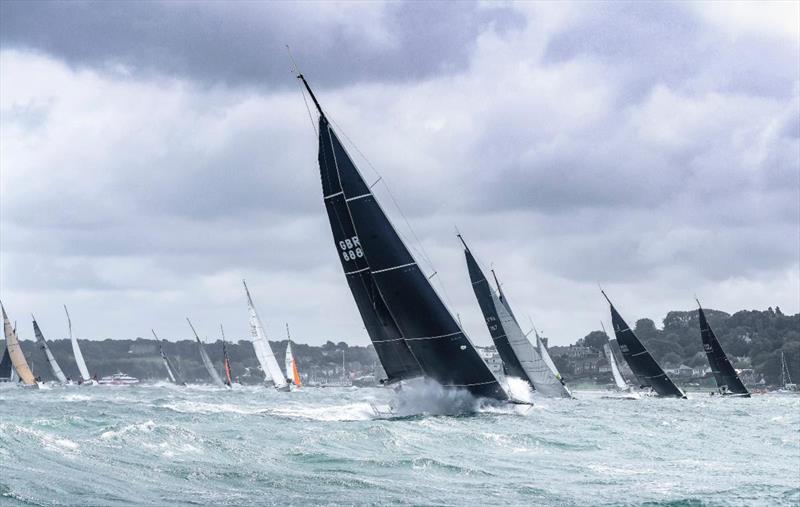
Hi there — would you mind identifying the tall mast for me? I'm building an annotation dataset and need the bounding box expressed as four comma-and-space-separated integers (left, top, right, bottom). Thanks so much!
296, 74, 326, 119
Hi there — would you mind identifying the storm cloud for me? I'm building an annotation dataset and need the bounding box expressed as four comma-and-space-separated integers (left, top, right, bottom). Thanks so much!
1, 1, 797, 346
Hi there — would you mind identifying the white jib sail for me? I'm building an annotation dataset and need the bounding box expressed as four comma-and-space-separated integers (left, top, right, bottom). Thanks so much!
65, 306, 91, 382
492, 293, 570, 398
284, 341, 293, 384
604, 342, 629, 390
537, 334, 573, 398
244, 282, 288, 389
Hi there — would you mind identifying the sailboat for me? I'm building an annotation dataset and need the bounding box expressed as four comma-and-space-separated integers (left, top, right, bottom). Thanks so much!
460, 235, 571, 398
298, 72, 507, 402
220, 325, 234, 387
599, 322, 641, 399
534, 329, 573, 396
778, 351, 797, 393
696, 301, 749, 397
601, 291, 685, 398
32, 316, 69, 384
64, 306, 94, 385
186, 318, 227, 388
243, 280, 290, 391
1, 303, 38, 387
152, 330, 185, 386
284, 324, 301, 389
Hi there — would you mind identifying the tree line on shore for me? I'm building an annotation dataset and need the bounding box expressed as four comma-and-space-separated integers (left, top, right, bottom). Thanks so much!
4, 307, 797, 386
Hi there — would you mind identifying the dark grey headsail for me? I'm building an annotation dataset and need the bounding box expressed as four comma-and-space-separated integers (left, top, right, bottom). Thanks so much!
697, 302, 749, 397
152, 330, 186, 386
0, 344, 12, 381
602, 291, 685, 398
32, 317, 68, 383
300, 73, 506, 401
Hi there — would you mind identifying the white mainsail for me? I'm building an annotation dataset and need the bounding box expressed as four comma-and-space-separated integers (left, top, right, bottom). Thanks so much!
243, 280, 288, 390
2, 304, 37, 386
604, 342, 629, 390
492, 293, 571, 398
33, 317, 68, 383
64, 306, 91, 382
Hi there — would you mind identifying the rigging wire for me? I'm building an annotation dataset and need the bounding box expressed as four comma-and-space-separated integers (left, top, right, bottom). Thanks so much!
286, 45, 318, 137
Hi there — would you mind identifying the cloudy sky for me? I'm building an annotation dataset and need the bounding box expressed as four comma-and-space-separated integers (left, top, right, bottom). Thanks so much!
1, 1, 798, 347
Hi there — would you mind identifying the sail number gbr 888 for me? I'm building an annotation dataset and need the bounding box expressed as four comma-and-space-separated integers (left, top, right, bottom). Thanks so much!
339, 236, 363, 262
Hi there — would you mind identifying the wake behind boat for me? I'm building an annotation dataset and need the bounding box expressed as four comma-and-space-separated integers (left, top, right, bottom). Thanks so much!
97, 373, 140, 386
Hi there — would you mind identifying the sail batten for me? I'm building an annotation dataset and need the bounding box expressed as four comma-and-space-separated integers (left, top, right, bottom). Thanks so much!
2, 304, 37, 386
33, 317, 68, 383
603, 292, 685, 398
697, 303, 749, 396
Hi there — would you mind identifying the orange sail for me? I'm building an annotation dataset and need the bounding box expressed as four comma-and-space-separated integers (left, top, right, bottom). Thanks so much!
290, 359, 301, 387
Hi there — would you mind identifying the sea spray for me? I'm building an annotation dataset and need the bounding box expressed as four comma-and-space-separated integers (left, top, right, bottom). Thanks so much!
387, 378, 487, 417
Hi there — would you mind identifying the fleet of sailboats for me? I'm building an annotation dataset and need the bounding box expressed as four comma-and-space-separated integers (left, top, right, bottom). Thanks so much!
0, 72, 792, 402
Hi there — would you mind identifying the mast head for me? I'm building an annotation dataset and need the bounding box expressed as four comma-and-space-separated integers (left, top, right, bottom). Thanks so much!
600, 287, 612, 306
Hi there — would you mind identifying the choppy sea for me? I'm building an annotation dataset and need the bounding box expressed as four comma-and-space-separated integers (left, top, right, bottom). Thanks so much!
0, 382, 797, 506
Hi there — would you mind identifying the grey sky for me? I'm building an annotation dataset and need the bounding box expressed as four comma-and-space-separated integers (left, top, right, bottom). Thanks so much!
1, 1, 798, 347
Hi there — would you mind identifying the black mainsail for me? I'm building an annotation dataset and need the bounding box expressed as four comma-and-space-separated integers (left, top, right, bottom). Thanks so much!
602, 291, 685, 398
697, 301, 749, 397
300, 74, 506, 401
461, 237, 529, 381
